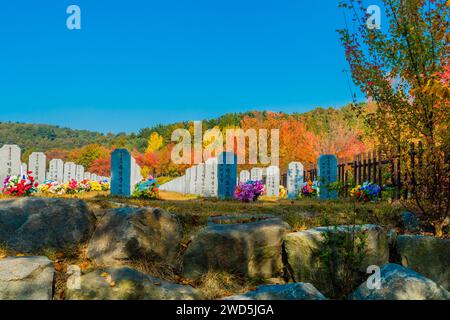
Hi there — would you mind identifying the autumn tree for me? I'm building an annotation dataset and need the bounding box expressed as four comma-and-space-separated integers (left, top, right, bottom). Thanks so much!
146, 132, 164, 153
339, 0, 449, 235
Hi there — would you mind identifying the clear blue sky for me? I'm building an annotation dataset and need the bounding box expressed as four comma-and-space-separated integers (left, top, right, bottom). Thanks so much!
0, 0, 371, 133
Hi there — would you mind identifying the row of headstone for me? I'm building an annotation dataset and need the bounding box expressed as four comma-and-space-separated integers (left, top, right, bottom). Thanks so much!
236, 156, 337, 200
0, 144, 109, 185
159, 152, 237, 199
110, 148, 143, 197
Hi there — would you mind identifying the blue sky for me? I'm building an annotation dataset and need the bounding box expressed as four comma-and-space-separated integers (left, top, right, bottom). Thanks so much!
0, 0, 371, 133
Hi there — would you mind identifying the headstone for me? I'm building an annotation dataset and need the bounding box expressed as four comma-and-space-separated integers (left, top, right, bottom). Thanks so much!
75, 165, 85, 182
317, 154, 338, 200
28, 152, 47, 183
84, 172, 92, 180
91, 173, 98, 182
287, 162, 304, 199
239, 170, 250, 183
217, 152, 237, 199
250, 167, 263, 181
63, 162, 77, 183
0, 144, 21, 183
190, 165, 198, 195
196, 163, 206, 195
184, 168, 192, 194
203, 157, 218, 197
134, 163, 142, 184
110, 149, 134, 197
266, 166, 280, 197
21, 163, 27, 175
49, 159, 64, 182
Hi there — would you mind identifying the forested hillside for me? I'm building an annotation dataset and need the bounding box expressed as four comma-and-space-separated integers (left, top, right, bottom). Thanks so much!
0, 104, 370, 176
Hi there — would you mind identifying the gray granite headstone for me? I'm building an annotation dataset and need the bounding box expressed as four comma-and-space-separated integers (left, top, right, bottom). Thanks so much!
217, 152, 237, 199
317, 154, 338, 200
111, 149, 132, 197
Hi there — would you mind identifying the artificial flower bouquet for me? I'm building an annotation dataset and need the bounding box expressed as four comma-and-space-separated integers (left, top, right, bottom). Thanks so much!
234, 180, 265, 202
37, 180, 66, 195
2, 172, 38, 197
132, 176, 159, 199
350, 181, 381, 202
300, 180, 317, 198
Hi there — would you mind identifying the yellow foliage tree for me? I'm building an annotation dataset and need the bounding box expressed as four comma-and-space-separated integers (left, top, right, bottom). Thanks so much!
146, 132, 164, 153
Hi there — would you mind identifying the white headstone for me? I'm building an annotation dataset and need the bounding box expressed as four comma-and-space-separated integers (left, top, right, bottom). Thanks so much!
203, 158, 218, 197
287, 162, 304, 199
266, 165, 280, 197
196, 163, 206, 195
49, 159, 64, 182
28, 152, 47, 183
75, 165, 85, 182
0, 144, 21, 183
250, 167, 263, 181
184, 168, 192, 194
63, 162, 77, 183
239, 170, 250, 183
21, 163, 28, 175
91, 173, 98, 182
84, 172, 92, 180
190, 165, 198, 195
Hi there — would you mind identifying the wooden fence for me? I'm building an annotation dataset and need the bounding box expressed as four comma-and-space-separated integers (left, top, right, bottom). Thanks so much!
300, 141, 436, 199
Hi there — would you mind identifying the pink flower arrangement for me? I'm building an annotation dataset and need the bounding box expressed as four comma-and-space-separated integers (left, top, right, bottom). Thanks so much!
234, 180, 265, 202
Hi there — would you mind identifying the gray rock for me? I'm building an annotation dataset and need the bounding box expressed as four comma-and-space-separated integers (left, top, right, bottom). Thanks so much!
350, 263, 450, 300
283, 224, 389, 295
224, 283, 327, 300
0, 197, 96, 252
66, 266, 202, 300
87, 207, 182, 265
182, 217, 291, 280
396, 234, 450, 291
0, 256, 54, 300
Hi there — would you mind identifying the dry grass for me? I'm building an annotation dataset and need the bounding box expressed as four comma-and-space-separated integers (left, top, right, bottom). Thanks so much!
194, 271, 254, 300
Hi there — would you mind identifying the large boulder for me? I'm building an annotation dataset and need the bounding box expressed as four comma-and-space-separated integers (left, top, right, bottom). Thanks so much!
0, 256, 54, 300
283, 224, 389, 295
87, 207, 182, 265
224, 283, 327, 300
65, 266, 202, 300
350, 263, 450, 300
182, 216, 291, 280
0, 198, 96, 252
396, 234, 450, 291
